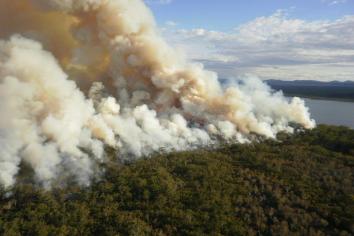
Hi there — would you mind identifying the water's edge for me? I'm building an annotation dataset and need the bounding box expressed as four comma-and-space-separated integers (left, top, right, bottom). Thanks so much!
290, 97, 354, 129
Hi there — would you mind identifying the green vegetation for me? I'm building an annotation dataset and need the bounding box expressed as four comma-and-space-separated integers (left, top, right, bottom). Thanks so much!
1, 125, 353, 235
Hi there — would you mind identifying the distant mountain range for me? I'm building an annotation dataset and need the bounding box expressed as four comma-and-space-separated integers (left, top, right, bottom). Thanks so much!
218, 79, 354, 101
265, 80, 354, 101
266, 80, 354, 87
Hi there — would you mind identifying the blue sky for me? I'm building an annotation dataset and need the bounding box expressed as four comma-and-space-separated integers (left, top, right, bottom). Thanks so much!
146, 0, 354, 81
148, 0, 354, 30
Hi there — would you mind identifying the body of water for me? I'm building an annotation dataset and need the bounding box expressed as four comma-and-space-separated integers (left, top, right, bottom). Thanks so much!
301, 98, 354, 129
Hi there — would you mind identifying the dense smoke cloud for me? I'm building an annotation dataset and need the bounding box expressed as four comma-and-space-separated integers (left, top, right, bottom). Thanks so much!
0, 0, 315, 189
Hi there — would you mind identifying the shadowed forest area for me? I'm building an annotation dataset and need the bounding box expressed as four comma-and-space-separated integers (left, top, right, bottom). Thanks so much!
265, 80, 354, 101
0, 125, 353, 236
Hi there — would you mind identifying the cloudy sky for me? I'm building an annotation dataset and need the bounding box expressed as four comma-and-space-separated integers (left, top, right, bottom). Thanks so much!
146, 0, 354, 81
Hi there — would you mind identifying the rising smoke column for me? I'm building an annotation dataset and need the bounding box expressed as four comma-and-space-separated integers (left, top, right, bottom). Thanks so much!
0, 0, 315, 189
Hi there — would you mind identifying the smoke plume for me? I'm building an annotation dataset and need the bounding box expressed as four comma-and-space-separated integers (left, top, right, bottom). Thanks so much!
0, 0, 315, 189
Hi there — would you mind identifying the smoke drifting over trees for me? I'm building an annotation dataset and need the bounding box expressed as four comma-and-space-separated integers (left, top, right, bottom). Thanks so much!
0, 0, 315, 189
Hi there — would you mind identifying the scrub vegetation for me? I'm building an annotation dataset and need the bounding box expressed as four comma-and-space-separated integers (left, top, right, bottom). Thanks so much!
0, 125, 353, 236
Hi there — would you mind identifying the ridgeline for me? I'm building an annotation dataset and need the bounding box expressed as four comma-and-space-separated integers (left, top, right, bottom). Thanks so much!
266, 80, 354, 101
1, 125, 353, 235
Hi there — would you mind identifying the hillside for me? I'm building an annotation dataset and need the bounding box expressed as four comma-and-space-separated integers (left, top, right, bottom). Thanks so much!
265, 80, 354, 101
0, 125, 353, 236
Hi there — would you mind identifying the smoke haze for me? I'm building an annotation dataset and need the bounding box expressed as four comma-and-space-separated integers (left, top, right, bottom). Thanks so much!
0, 0, 315, 189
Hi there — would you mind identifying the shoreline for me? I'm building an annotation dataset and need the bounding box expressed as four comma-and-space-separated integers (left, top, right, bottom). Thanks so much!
284, 94, 354, 103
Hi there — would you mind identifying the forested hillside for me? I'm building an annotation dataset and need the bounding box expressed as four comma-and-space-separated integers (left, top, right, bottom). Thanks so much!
1, 125, 353, 236
265, 80, 354, 101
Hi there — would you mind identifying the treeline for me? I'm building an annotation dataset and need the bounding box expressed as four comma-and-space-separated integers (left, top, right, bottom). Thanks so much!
0, 125, 353, 235
268, 85, 354, 101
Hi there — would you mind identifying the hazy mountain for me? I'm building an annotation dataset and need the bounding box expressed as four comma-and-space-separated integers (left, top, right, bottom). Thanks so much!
266, 80, 354, 87
265, 80, 354, 101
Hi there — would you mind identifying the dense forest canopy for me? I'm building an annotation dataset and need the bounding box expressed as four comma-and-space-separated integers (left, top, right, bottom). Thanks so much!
0, 125, 353, 235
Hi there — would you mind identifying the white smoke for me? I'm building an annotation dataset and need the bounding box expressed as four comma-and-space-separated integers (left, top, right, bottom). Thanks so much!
0, 0, 315, 189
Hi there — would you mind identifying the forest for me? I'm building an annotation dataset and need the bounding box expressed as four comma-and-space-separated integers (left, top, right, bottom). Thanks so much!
265, 80, 354, 101
0, 125, 353, 235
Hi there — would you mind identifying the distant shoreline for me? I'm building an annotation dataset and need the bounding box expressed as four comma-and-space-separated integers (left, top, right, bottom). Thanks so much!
284, 94, 354, 103
264, 79, 354, 103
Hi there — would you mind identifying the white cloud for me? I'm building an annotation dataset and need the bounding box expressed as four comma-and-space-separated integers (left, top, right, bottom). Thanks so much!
322, 0, 347, 6
145, 0, 173, 5
165, 20, 178, 26
163, 12, 354, 81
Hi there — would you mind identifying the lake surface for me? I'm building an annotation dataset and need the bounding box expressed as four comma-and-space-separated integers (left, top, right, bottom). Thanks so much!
301, 98, 354, 129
